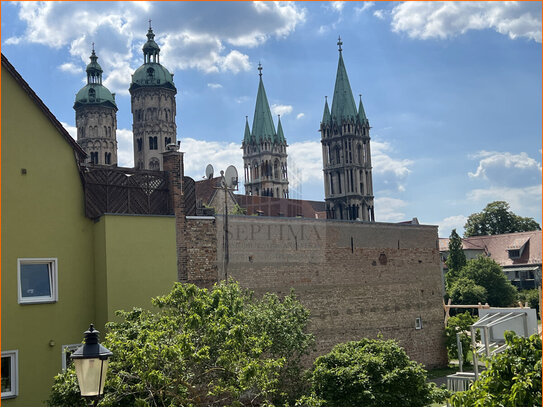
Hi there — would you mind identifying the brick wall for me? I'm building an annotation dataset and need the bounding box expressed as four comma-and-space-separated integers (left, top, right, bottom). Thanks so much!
185, 217, 218, 289
204, 215, 447, 368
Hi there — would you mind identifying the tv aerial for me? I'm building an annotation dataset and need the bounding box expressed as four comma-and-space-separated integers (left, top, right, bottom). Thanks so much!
224, 165, 238, 190
205, 164, 214, 180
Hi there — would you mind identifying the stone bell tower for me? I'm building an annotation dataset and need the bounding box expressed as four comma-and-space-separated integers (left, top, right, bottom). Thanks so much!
130, 22, 177, 170
74, 46, 118, 165
321, 37, 374, 221
242, 64, 289, 198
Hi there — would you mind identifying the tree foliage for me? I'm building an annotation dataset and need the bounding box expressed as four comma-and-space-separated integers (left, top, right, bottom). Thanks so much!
464, 201, 540, 237
47, 282, 314, 407
450, 332, 542, 407
518, 288, 540, 317
445, 229, 467, 289
444, 312, 478, 365
301, 338, 449, 407
448, 277, 487, 306
458, 256, 517, 307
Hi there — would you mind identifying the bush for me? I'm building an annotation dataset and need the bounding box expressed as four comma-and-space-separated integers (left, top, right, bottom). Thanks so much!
302, 338, 449, 407
444, 312, 477, 365
450, 332, 542, 407
518, 288, 540, 317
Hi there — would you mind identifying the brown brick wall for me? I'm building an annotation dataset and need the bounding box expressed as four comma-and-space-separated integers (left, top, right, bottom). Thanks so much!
185, 217, 218, 289
207, 216, 447, 368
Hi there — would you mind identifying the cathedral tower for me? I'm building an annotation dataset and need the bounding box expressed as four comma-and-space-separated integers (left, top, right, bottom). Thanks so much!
321, 38, 374, 221
130, 23, 177, 170
74, 47, 118, 165
243, 64, 289, 198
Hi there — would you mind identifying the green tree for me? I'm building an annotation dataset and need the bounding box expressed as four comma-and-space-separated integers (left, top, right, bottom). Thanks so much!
445, 229, 467, 288
518, 288, 540, 317
448, 277, 487, 306
450, 332, 542, 407
230, 203, 247, 215
444, 312, 478, 365
47, 282, 314, 407
459, 256, 517, 307
464, 201, 540, 237
302, 338, 449, 407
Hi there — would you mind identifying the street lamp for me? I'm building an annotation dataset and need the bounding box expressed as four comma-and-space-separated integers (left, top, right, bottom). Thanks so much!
70, 324, 113, 406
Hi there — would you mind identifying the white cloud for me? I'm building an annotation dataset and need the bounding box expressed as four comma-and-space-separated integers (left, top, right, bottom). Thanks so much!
5, 2, 306, 90
271, 104, 293, 116
288, 141, 323, 188
59, 62, 83, 75
467, 185, 541, 219
437, 215, 468, 238
117, 129, 134, 167
207, 83, 223, 89
296, 113, 305, 120
61, 122, 77, 139
373, 10, 386, 20
331, 2, 345, 13
391, 2, 542, 42
371, 139, 413, 192
180, 137, 244, 182
468, 151, 541, 188
355, 2, 375, 16
374, 197, 408, 222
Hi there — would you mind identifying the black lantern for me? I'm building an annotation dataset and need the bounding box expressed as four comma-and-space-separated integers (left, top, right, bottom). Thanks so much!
70, 324, 113, 405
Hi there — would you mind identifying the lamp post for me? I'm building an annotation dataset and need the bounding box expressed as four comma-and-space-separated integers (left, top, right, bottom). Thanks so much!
70, 324, 113, 406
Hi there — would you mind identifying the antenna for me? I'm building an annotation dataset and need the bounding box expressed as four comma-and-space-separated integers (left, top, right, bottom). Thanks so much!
224, 165, 238, 189
205, 164, 214, 180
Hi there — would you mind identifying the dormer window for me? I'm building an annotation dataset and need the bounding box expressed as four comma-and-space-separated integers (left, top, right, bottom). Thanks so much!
506, 236, 529, 259
88, 88, 96, 102
508, 249, 521, 259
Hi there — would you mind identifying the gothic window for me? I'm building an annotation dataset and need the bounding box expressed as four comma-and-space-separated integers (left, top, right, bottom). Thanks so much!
360, 170, 364, 194
348, 140, 353, 163
337, 171, 342, 194
165, 137, 172, 147
335, 146, 341, 164
149, 158, 160, 170
357, 144, 362, 164
274, 160, 279, 180
330, 173, 334, 195
137, 138, 143, 152
88, 88, 96, 102
149, 136, 158, 150
105, 152, 111, 165
350, 170, 354, 192
90, 152, 98, 164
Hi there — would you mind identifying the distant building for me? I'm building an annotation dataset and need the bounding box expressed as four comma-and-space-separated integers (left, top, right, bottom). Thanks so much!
130, 24, 177, 170
320, 38, 374, 221
242, 64, 289, 199
74, 47, 118, 165
439, 231, 542, 289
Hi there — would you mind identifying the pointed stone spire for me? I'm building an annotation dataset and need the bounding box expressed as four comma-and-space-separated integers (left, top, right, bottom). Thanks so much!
358, 94, 368, 125
243, 116, 251, 143
322, 96, 331, 124
251, 64, 276, 142
330, 39, 357, 123
276, 115, 285, 142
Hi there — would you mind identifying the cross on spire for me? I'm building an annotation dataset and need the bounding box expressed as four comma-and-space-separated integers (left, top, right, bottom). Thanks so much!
258, 62, 262, 77
92, 42, 95, 52
337, 36, 343, 52
149, 19, 152, 29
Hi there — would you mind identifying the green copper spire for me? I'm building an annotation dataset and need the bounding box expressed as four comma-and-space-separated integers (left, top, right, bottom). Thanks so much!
243, 116, 251, 143
358, 94, 368, 125
251, 63, 277, 142
322, 96, 331, 123
330, 37, 358, 123
276, 115, 285, 142
74, 46, 117, 109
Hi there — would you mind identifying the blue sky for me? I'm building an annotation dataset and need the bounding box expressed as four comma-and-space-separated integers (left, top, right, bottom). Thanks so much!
2, 1, 541, 236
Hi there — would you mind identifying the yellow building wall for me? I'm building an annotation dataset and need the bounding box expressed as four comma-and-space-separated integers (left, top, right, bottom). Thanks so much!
1, 63, 96, 407
93, 214, 177, 328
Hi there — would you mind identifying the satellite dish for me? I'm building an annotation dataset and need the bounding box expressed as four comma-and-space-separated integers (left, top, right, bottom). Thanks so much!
224, 165, 238, 189
205, 164, 214, 179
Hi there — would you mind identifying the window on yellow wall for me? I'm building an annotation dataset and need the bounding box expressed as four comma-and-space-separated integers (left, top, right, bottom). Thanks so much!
1, 350, 18, 399
17, 258, 58, 304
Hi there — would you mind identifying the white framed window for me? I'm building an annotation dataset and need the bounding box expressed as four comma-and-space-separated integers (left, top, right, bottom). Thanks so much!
17, 258, 58, 304
1, 350, 18, 399
415, 317, 423, 330
61, 344, 80, 371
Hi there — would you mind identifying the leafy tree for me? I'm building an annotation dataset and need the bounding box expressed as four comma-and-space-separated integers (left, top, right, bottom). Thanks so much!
48, 282, 314, 407
302, 338, 449, 407
450, 332, 542, 407
445, 229, 467, 289
444, 312, 478, 365
448, 277, 487, 306
518, 288, 540, 317
464, 201, 540, 237
231, 203, 247, 215
459, 256, 517, 307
